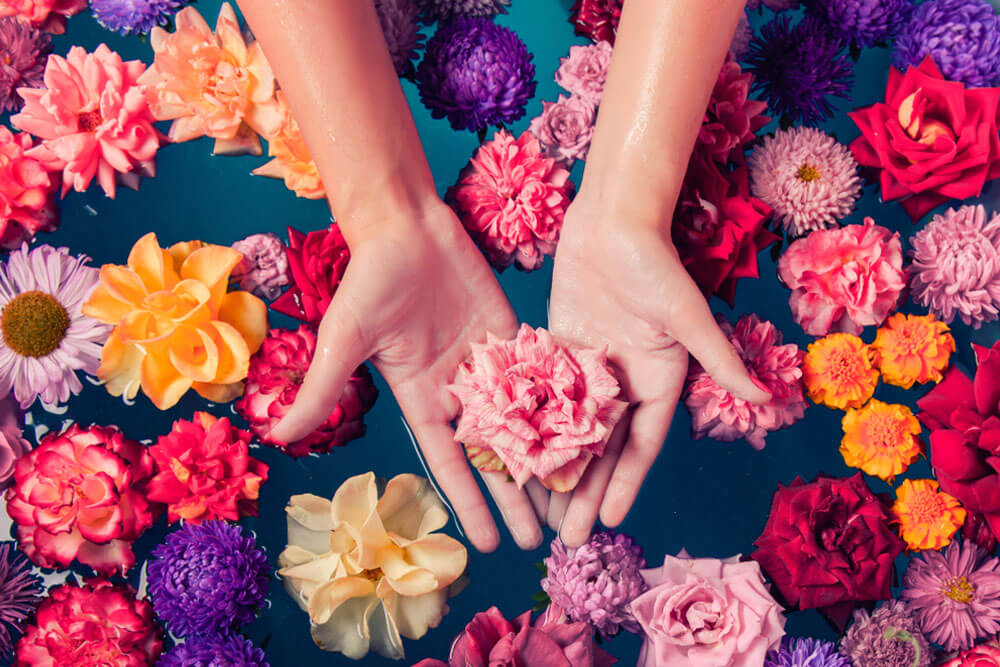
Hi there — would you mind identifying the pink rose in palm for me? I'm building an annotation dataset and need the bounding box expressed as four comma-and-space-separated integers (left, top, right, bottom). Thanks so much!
0, 126, 57, 249
0, 0, 85, 33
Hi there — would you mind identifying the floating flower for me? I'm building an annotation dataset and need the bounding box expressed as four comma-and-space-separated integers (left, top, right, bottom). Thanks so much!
416, 17, 535, 132
90, 0, 187, 34
270, 224, 348, 323
892, 479, 966, 552
148, 521, 269, 638
965, 513, 999, 554
0, 543, 40, 659
253, 92, 324, 199
12, 44, 160, 198
235, 326, 378, 457
146, 412, 268, 524
419, 0, 509, 20
747, 0, 800, 10
447, 130, 573, 272
749, 126, 861, 236
0, 397, 29, 492
698, 55, 769, 167
569, 0, 622, 44
231, 232, 290, 301
0, 0, 85, 34
528, 94, 596, 164
15, 579, 161, 665
684, 313, 806, 450
808, 0, 910, 48
376, 0, 423, 77
838, 600, 932, 667
158, 634, 268, 667
731, 11, 753, 60
902, 539, 1000, 651
802, 333, 878, 410
942, 643, 1000, 667
82, 232, 268, 410
0, 128, 58, 249
448, 324, 627, 492
0, 17, 50, 113
840, 399, 922, 481
909, 205, 1000, 328
872, 313, 955, 389
554, 40, 612, 105
279, 473, 467, 660
765, 637, 850, 667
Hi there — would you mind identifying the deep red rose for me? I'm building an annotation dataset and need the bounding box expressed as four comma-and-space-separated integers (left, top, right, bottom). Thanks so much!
849, 57, 1000, 221
751, 473, 904, 630
964, 512, 999, 553
271, 224, 350, 324
569, 0, 622, 45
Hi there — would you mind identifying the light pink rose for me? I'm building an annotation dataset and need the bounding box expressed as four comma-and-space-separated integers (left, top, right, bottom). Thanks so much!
529, 94, 596, 163
0, 395, 30, 491
555, 40, 612, 105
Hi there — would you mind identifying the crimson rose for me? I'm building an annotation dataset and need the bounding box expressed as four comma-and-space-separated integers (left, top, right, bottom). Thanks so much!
271, 224, 350, 324
569, 0, 622, 45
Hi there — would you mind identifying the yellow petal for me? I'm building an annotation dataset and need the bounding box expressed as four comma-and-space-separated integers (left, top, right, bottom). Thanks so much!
97, 330, 144, 400
310, 595, 380, 660
378, 474, 449, 543
379, 556, 438, 597
168, 240, 204, 271
180, 245, 242, 311
218, 290, 268, 354
127, 232, 168, 293
167, 325, 219, 383
98, 265, 148, 309
331, 473, 380, 531
81, 284, 132, 325
384, 589, 450, 642
287, 494, 337, 553
118, 310, 174, 344
202, 320, 250, 383
308, 577, 376, 625
191, 380, 243, 403
140, 346, 192, 410
401, 534, 467, 589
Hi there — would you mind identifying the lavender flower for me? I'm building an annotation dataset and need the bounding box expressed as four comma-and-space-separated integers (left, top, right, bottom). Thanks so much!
0, 17, 50, 113
375, 0, 424, 77
158, 634, 268, 666
808, 0, 910, 48
418, 0, 510, 20
839, 600, 932, 667
0, 542, 41, 659
89, 0, 189, 34
231, 232, 291, 302
765, 637, 850, 667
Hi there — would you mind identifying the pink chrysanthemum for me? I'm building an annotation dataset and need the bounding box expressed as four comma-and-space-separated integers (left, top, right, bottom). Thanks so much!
447, 130, 573, 272
697, 55, 769, 166
448, 324, 628, 492
0, 17, 50, 113
910, 204, 1000, 329
902, 539, 1000, 652
0, 126, 58, 250
750, 126, 862, 236
684, 313, 806, 450
11, 44, 160, 199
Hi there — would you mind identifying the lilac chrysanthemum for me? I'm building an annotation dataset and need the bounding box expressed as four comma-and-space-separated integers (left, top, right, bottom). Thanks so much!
765, 637, 850, 667
541, 531, 647, 638
808, 0, 910, 48
89, 0, 189, 35
746, 14, 854, 124
147, 521, 269, 638
375, 0, 424, 77
839, 600, 932, 667
418, 0, 509, 20
902, 539, 1000, 652
909, 204, 1000, 328
749, 126, 861, 236
0, 18, 50, 114
0, 542, 41, 659
416, 16, 535, 132
158, 634, 268, 667
894, 0, 1000, 88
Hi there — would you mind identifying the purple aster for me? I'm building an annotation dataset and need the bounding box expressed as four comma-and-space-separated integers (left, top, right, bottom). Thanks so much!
839, 600, 932, 667
765, 637, 850, 667
376, 0, 424, 77
0, 542, 41, 659
746, 14, 855, 124
148, 521, 269, 638
893, 0, 1000, 88
158, 634, 268, 667
747, 0, 801, 10
89, 0, 189, 35
0, 17, 50, 114
541, 530, 647, 638
418, 0, 510, 20
416, 16, 536, 132
808, 0, 911, 48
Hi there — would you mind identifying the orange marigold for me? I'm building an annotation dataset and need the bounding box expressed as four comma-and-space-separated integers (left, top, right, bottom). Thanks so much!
872, 312, 955, 389
891, 478, 965, 551
840, 399, 922, 481
802, 333, 879, 409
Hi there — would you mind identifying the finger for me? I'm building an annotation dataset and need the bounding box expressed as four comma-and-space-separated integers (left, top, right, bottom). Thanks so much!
547, 491, 571, 532
480, 471, 543, 550
525, 479, 550, 525
559, 419, 628, 547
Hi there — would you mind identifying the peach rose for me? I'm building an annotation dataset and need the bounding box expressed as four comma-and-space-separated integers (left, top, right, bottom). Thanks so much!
253, 91, 324, 199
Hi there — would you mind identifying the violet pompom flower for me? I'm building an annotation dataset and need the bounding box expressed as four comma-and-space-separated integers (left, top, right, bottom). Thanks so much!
416, 16, 535, 132
541, 531, 648, 638
375, 0, 423, 77
808, 0, 910, 48
418, 0, 509, 20
894, 0, 1000, 88
158, 634, 268, 667
0, 17, 49, 113
765, 637, 850, 667
89, 0, 188, 34
746, 14, 854, 125
839, 600, 932, 667
148, 521, 269, 638
0, 542, 41, 659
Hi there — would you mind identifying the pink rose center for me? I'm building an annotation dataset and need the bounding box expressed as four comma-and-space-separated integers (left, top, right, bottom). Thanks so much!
660, 584, 732, 646
77, 110, 102, 133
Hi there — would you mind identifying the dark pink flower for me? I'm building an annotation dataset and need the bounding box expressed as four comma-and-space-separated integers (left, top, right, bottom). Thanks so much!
698, 55, 769, 167
0, 127, 57, 249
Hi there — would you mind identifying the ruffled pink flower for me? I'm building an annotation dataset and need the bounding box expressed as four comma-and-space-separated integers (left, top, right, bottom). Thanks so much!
684, 313, 806, 450
447, 129, 573, 272
778, 218, 906, 336
698, 55, 769, 167
11, 44, 160, 198
554, 40, 612, 105
231, 232, 290, 301
0, 126, 57, 249
528, 94, 596, 164
0, 0, 85, 34
448, 324, 628, 492
0, 395, 30, 491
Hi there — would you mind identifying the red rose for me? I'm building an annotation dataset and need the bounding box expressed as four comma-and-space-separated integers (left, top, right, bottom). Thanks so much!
940, 642, 1000, 667
849, 57, 1000, 221
751, 473, 904, 630
271, 224, 350, 324
569, 0, 622, 45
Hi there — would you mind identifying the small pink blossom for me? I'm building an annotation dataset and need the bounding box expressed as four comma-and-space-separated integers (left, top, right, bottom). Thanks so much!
0, 126, 57, 249
0, 395, 30, 491
231, 232, 290, 301
554, 40, 612, 105
0, 0, 85, 33
528, 94, 596, 163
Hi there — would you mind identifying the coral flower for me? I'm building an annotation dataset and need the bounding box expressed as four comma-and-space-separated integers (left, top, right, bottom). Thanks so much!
12, 44, 160, 198
0, 127, 58, 250
840, 399, 922, 482
872, 312, 955, 389
253, 91, 324, 198
0, 0, 86, 34
81, 232, 268, 410
802, 333, 879, 410
892, 479, 966, 552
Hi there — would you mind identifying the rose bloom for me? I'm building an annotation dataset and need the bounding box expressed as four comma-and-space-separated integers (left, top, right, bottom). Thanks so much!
802, 333, 879, 410
778, 218, 906, 336
0, 395, 30, 491
528, 94, 596, 164
891, 478, 965, 552
253, 90, 324, 199
231, 231, 290, 301
849, 57, 1000, 221
699, 55, 769, 167
0, 127, 57, 250
5, 424, 157, 576
752, 473, 905, 630
840, 399, 922, 482
555, 40, 612, 104
0, 0, 85, 33
271, 224, 349, 324
872, 312, 955, 389
570, 0, 622, 44
942, 643, 1000, 667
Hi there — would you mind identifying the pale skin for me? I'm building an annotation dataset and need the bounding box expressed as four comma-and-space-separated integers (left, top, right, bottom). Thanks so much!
239, 0, 768, 553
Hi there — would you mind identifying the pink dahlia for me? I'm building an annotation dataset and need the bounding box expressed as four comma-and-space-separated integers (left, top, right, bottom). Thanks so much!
778, 218, 906, 336
554, 40, 612, 105
446, 129, 573, 272
684, 313, 806, 450
910, 204, 1000, 328
698, 55, 769, 167
234, 326, 378, 458
0, 127, 58, 249
749, 126, 862, 236
448, 324, 628, 492
528, 94, 596, 164
0, 395, 30, 491
11, 44, 160, 198
0, 0, 86, 33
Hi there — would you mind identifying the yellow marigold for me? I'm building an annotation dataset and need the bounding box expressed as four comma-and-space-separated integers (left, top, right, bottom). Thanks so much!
840, 399, 922, 481
871, 312, 955, 389
252, 91, 325, 199
802, 333, 879, 409
891, 478, 966, 551
81, 232, 268, 410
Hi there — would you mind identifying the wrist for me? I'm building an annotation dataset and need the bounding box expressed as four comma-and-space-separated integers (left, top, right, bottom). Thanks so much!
573, 160, 685, 233
333, 171, 447, 248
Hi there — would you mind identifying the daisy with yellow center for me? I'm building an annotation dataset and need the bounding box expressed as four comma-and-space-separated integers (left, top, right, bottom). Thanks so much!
840, 399, 922, 481
892, 479, 966, 552
872, 312, 955, 389
802, 333, 879, 409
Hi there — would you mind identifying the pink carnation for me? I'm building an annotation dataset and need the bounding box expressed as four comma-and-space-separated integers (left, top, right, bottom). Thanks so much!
447, 130, 573, 272
554, 40, 612, 105
684, 313, 806, 450
698, 55, 769, 167
0, 126, 57, 249
0, 0, 85, 33
231, 232, 290, 301
778, 218, 906, 336
448, 324, 628, 493
528, 94, 596, 164
0, 395, 30, 491
12, 44, 161, 198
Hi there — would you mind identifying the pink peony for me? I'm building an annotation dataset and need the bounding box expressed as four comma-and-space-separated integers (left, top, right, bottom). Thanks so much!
632, 552, 786, 667
12, 44, 160, 198
554, 40, 612, 105
778, 218, 906, 336
448, 324, 628, 492
231, 232, 290, 301
698, 55, 769, 167
0, 0, 85, 33
447, 129, 573, 272
5, 424, 157, 576
684, 313, 806, 451
528, 94, 596, 163
0, 395, 30, 491
0, 126, 57, 249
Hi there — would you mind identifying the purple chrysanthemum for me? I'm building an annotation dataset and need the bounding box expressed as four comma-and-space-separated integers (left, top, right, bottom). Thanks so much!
765, 637, 850, 667
747, 0, 800, 10
0, 542, 41, 659
418, 0, 510, 20
731, 11, 753, 60
902, 539, 1000, 652
541, 531, 647, 638
893, 0, 1000, 88
158, 634, 268, 667
89, 0, 189, 35
746, 14, 855, 124
416, 16, 535, 132
0, 17, 50, 114
839, 600, 931, 667
808, 0, 910, 48
147, 521, 269, 638
375, 0, 424, 77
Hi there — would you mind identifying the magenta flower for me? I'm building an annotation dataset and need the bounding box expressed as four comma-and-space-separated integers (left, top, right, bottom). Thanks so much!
0, 126, 58, 250
0, 397, 30, 492
554, 40, 612, 105
231, 232, 290, 301
528, 94, 596, 164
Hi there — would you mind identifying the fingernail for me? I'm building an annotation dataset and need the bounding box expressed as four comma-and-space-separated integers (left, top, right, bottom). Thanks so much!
750, 377, 772, 402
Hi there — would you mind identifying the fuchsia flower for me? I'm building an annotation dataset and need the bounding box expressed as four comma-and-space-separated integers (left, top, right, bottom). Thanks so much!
0, 396, 30, 492
0, 127, 58, 249
554, 40, 612, 105
0, 0, 86, 34
698, 55, 769, 167
270, 224, 349, 324
528, 94, 596, 164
